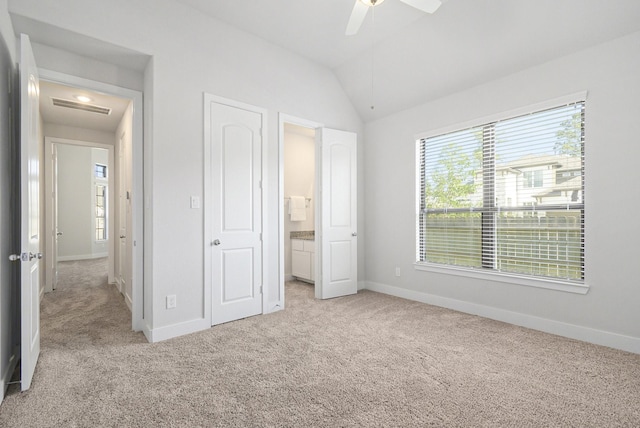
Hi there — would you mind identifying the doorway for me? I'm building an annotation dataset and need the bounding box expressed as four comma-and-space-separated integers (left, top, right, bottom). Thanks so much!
283, 123, 316, 288
45, 140, 114, 295
39, 71, 143, 330
278, 114, 359, 305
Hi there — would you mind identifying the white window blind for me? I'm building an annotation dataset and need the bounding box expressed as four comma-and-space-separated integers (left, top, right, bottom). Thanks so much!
417, 100, 585, 282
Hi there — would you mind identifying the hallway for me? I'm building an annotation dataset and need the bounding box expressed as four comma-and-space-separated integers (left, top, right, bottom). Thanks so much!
40, 258, 139, 346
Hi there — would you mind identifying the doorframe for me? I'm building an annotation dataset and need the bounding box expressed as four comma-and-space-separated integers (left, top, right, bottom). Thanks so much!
278, 113, 323, 309
38, 68, 144, 331
44, 137, 116, 292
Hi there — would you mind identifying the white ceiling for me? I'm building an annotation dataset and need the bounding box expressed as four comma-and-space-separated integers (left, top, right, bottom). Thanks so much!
174, 0, 640, 122
12, 1, 640, 124
39, 80, 131, 133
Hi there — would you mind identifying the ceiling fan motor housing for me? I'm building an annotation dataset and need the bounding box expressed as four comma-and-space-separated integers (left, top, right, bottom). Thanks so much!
360, 0, 385, 6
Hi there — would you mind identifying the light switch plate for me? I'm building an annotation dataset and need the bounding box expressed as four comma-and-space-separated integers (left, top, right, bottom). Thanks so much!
166, 295, 176, 309
190, 196, 200, 209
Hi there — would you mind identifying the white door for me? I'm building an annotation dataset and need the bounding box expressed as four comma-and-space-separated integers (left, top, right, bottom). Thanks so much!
19, 33, 41, 391
118, 134, 128, 295
208, 99, 263, 325
316, 128, 358, 299
45, 142, 60, 291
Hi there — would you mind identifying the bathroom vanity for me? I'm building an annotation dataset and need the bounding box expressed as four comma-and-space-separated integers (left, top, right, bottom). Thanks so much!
291, 231, 315, 283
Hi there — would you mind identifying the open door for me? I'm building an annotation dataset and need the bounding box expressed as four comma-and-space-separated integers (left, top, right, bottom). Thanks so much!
18, 33, 41, 391
315, 128, 357, 299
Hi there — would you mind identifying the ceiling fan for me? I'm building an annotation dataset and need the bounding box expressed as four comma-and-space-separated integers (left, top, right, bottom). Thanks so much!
346, 0, 443, 35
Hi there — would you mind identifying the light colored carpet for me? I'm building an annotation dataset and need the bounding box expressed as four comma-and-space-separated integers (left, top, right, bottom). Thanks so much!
1, 260, 639, 427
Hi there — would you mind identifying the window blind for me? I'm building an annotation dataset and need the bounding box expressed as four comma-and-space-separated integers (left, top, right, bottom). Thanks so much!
418, 101, 585, 282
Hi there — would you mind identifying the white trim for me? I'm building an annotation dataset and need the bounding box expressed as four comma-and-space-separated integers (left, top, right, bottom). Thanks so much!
204, 94, 267, 325
415, 91, 588, 141
123, 286, 133, 310
365, 280, 640, 355
145, 318, 209, 343
278, 113, 324, 311
39, 69, 145, 333
414, 263, 589, 295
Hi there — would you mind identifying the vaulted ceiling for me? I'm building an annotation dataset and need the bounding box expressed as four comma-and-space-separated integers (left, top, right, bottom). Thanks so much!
174, 0, 640, 122
12, 1, 640, 124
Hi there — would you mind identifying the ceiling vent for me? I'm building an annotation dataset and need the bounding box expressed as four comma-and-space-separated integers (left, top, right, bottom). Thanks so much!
51, 97, 112, 115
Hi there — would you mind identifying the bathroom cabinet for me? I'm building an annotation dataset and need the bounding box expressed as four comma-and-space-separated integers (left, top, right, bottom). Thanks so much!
291, 238, 315, 282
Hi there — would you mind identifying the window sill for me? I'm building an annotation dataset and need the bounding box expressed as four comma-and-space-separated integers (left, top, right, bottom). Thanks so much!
414, 262, 589, 295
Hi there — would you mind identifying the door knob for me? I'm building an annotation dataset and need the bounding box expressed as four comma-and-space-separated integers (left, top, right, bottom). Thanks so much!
212, 239, 221, 246
120, 235, 126, 239
56, 231, 63, 236
352, 232, 357, 237
28, 252, 43, 261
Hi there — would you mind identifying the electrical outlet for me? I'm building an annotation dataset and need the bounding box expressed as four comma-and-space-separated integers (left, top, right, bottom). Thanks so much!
395, 267, 401, 277
190, 196, 200, 209
166, 295, 177, 309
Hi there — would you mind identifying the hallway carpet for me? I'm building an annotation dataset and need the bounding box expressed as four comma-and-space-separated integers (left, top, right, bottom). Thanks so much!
1, 274, 639, 426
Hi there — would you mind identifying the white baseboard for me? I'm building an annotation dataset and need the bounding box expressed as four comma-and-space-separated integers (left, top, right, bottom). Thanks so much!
365, 281, 640, 355
146, 318, 210, 343
58, 253, 108, 262
124, 292, 133, 311
284, 274, 295, 282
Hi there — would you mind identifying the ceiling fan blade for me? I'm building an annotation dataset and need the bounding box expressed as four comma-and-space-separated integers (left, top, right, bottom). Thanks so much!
399, 0, 442, 14
346, 1, 370, 36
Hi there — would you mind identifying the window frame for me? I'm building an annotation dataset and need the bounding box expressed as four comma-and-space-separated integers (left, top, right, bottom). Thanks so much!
95, 183, 107, 242
415, 92, 589, 294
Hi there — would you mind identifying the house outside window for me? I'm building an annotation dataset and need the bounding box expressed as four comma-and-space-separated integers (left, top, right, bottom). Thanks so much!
417, 98, 585, 283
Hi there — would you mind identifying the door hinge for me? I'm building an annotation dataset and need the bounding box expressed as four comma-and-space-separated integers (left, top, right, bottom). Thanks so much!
259, 233, 263, 241
259, 286, 263, 294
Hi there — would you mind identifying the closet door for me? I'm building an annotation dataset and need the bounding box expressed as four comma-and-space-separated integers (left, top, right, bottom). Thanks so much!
206, 96, 264, 325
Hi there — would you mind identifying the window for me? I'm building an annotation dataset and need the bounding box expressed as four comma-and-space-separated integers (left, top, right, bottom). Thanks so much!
417, 99, 585, 283
95, 184, 107, 241
523, 170, 543, 188
95, 163, 107, 178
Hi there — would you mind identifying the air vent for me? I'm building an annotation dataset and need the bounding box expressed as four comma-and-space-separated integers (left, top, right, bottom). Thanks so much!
51, 97, 112, 115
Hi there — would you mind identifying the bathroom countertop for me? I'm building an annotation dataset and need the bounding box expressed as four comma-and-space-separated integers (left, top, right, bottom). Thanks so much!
290, 230, 314, 241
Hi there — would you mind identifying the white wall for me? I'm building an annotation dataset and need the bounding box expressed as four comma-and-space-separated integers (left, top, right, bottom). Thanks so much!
32, 42, 144, 92
8, 0, 364, 340
43, 123, 115, 146
283, 125, 315, 277
363, 32, 640, 353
